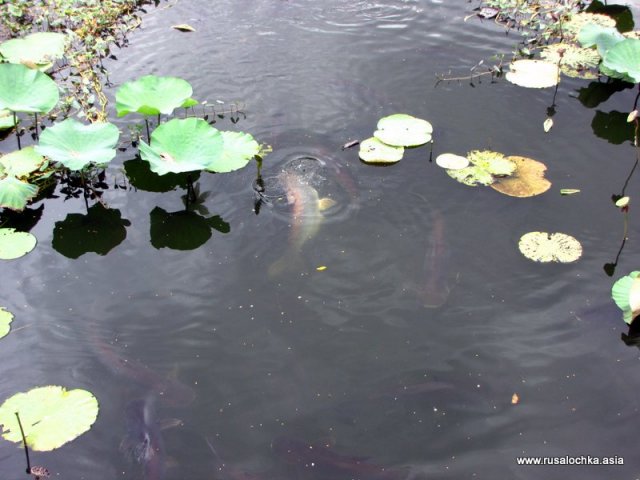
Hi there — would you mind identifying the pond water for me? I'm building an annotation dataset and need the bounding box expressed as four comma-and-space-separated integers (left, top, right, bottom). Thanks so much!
2, 1, 640, 479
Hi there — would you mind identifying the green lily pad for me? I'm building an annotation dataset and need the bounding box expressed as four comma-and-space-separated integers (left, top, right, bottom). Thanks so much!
518, 231, 583, 263
35, 119, 119, 170
578, 23, 625, 56
359, 137, 404, 164
0, 32, 67, 70
0, 386, 98, 451
206, 131, 260, 173
602, 38, 640, 83
116, 75, 193, 117
611, 271, 640, 324
0, 109, 16, 130
373, 114, 433, 147
0, 147, 46, 178
139, 118, 223, 175
0, 307, 13, 339
0, 176, 38, 211
0, 228, 36, 259
0, 63, 59, 114
435, 153, 469, 170
505, 60, 560, 88
540, 43, 601, 78
447, 150, 516, 187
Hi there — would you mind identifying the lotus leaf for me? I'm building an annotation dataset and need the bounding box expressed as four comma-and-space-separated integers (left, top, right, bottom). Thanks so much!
359, 137, 404, 164
0, 307, 13, 339
0, 176, 38, 211
0, 32, 67, 70
435, 153, 469, 170
490, 156, 551, 198
36, 119, 119, 170
0, 109, 16, 130
611, 271, 640, 324
0, 147, 46, 178
564, 12, 616, 38
0, 386, 98, 451
116, 75, 193, 117
446, 150, 515, 187
518, 232, 582, 263
0, 228, 36, 259
540, 43, 600, 78
206, 131, 260, 173
139, 118, 224, 175
373, 114, 432, 147
578, 24, 624, 56
602, 38, 640, 84
0, 63, 59, 114
505, 60, 560, 88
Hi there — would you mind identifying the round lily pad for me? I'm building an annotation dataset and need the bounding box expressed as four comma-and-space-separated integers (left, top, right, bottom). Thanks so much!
490, 156, 551, 197
505, 60, 560, 89
0, 32, 67, 70
116, 75, 193, 117
435, 153, 469, 170
206, 131, 260, 173
139, 117, 224, 175
0, 176, 39, 211
0, 307, 13, 339
359, 136, 404, 164
0, 63, 59, 114
0, 228, 37, 259
611, 271, 640, 325
373, 114, 433, 147
0, 386, 98, 451
36, 119, 119, 171
518, 231, 582, 263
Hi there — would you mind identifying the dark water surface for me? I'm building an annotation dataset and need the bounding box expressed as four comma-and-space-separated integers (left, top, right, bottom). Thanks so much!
2, 1, 640, 479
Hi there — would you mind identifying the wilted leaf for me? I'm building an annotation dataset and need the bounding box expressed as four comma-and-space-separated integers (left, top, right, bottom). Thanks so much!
540, 43, 600, 78
447, 150, 515, 187
490, 156, 551, 197
518, 231, 582, 263
172, 24, 196, 32
505, 60, 560, 88
565, 12, 617, 38
560, 189, 581, 195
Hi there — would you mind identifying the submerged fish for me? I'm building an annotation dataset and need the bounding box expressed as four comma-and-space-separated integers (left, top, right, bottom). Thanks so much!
272, 436, 407, 480
91, 333, 195, 407
120, 396, 176, 480
268, 171, 335, 276
414, 209, 450, 308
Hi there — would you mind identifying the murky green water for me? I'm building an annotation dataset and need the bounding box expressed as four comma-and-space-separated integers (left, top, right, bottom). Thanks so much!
2, 1, 640, 479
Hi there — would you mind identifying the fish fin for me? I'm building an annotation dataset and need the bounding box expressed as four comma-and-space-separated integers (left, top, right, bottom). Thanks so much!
159, 417, 183, 430
318, 197, 337, 211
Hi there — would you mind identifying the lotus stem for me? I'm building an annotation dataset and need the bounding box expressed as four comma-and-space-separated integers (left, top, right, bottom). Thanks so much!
34, 113, 39, 141
14, 412, 31, 474
14, 111, 21, 150
157, 113, 161, 126
145, 118, 151, 143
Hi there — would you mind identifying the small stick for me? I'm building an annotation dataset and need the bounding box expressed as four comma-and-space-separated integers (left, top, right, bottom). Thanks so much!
15, 412, 31, 474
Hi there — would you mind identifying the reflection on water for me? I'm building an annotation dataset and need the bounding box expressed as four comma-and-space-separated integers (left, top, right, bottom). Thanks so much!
2, 1, 640, 480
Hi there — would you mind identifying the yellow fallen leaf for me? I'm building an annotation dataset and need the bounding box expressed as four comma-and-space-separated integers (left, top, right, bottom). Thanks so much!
316, 266, 327, 271
172, 24, 196, 32
511, 393, 519, 405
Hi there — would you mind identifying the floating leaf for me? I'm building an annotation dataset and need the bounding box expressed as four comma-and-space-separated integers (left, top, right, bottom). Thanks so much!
602, 38, 640, 83
435, 153, 469, 170
373, 114, 433, 147
578, 23, 625, 56
0, 63, 59, 114
446, 150, 515, 187
0, 109, 16, 130
540, 43, 600, 78
0, 386, 98, 451
116, 75, 193, 117
0, 228, 36, 259
611, 271, 640, 324
36, 119, 119, 170
564, 12, 617, 38
359, 137, 404, 164
505, 60, 560, 88
206, 131, 260, 173
543, 117, 554, 132
172, 24, 196, 32
0, 147, 46, 178
0, 307, 13, 339
490, 156, 551, 198
0, 32, 67, 70
518, 231, 582, 263
139, 118, 223, 175
0, 176, 38, 211
560, 188, 581, 195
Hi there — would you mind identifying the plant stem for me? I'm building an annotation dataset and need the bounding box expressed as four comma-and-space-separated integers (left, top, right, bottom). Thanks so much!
145, 118, 151, 143
157, 113, 161, 126
14, 412, 31, 474
34, 113, 39, 141
14, 111, 21, 150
